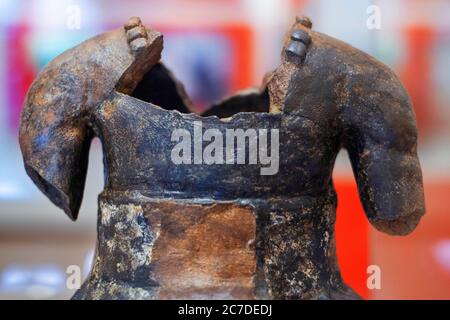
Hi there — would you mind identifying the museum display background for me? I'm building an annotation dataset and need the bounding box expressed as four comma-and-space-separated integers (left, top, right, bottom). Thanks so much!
0, 0, 449, 299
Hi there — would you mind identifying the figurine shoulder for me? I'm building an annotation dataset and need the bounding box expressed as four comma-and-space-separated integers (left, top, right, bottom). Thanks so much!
278, 24, 416, 147
337, 58, 417, 150
19, 17, 163, 221
23, 17, 162, 123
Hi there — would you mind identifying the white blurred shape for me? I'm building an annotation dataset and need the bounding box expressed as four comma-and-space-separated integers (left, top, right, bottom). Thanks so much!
0, 182, 25, 200
32, 265, 65, 287
28, 0, 102, 30
243, 0, 290, 25
0, 265, 30, 288
29, 0, 68, 30
83, 248, 95, 278
0, 264, 64, 297
433, 239, 450, 273
25, 284, 57, 299
0, 0, 22, 26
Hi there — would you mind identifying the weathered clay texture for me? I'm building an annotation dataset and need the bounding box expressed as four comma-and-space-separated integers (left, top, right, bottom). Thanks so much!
74, 198, 256, 300
20, 16, 425, 300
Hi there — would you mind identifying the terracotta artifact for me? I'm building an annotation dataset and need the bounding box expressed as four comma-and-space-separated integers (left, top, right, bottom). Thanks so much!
19, 16, 425, 299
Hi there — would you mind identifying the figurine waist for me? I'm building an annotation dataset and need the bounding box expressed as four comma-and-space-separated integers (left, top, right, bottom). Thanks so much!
86, 191, 341, 299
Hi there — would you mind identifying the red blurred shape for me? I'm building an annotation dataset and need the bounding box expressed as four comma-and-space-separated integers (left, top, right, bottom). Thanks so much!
399, 25, 436, 139
371, 180, 450, 299
6, 24, 36, 133
335, 177, 370, 299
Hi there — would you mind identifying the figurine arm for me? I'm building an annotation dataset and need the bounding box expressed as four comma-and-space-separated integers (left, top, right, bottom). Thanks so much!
19, 17, 163, 221
19, 74, 94, 221
341, 72, 425, 235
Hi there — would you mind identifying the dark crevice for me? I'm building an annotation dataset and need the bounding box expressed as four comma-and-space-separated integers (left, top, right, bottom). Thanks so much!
131, 63, 192, 113
202, 88, 270, 118
131, 63, 271, 118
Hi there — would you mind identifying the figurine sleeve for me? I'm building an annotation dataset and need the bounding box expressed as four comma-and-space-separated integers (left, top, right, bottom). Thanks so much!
340, 66, 425, 235
19, 64, 94, 221
19, 18, 163, 220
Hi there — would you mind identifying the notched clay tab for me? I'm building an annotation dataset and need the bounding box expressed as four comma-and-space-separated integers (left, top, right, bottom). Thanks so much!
129, 38, 148, 53
290, 29, 311, 45
123, 17, 153, 57
124, 16, 142, 31
285, 41, 307, 59
127, 25, 148, 42
296, 15, 313, 29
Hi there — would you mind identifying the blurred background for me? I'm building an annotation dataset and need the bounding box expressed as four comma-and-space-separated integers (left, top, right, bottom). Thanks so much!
0, 0, 449, 299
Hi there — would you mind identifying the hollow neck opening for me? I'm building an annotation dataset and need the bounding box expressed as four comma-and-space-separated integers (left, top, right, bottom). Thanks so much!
130, 63, 271, 118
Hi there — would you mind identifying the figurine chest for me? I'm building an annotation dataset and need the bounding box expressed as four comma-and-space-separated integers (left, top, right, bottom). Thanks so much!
94, 93, 336, 198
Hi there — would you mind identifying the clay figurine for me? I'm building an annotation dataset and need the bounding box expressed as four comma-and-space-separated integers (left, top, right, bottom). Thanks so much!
19, 16, 425, 299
